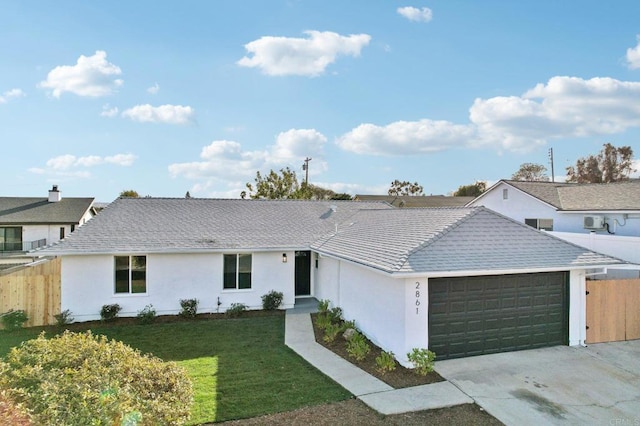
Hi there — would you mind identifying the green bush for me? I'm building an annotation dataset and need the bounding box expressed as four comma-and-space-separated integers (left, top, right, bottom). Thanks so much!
327, 307, 343, 324
226, 303, 247, 318
407, 348, 436, 376
136, 305, 156, 324
179, 299, 199, 318
100, 304, 121, 322
54, 309, 74, 327
261, 290, 284, 310
346, 332, 370, 361
375, 351, 397, 374
0, 331, 193, 425
314, 313, 332, 330
1, 310, 28, 331
323, 323, 342, 343
340, 320, 356, 332
317, 299, 330, 314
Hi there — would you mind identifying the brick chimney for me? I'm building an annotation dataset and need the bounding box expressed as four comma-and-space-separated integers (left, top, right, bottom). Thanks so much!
48, 185, 61, 202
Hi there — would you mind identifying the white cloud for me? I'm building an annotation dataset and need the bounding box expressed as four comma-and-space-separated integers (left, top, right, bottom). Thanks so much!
147, 83, 160, 94
121, 104, 195, 125
337, 119, 475, 155
169, 128, 328, 193
38, 51, 123, 98
626, 35, 640, 69
100, 104, 119, 117
0, 88, 25, 104
338, 76, 640, 155
237, 30, 371, 76
32, 153, 136, 178
397, 6, 433, 22
470, 76, 640, 151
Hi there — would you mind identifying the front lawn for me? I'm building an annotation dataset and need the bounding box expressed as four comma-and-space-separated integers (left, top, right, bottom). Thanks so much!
0, 313, 352, 424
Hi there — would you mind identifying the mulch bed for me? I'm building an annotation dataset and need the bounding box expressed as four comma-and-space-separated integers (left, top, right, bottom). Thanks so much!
311, 313, 444, 389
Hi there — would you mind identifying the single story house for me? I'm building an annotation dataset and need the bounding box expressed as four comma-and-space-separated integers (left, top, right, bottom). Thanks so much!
467, 179, 640, 236
1, 185, 95, 255
37, 197, 629, 364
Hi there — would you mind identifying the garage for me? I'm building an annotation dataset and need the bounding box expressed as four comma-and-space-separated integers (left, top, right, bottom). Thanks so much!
428, 272, 569, 360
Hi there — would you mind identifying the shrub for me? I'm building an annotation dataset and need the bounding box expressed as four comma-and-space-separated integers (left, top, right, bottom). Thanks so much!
100, 304, 121, 322
407, 348, 436, 376
0, 331, 192, 425
53, 309, 74, 327
179, 298, 199, 318
317, 299, 330, 314
136, 305, 156, 324
314, 313, 332, 330
340, 320, 356, 332
327, 307, 343, 324
346, 332, 370, 361
1, 310, 28, 331
323, 323, 342, 343
375, 351, 397, 374
226, 303, 247, 318
261, 290, 284, 310
0, 390, 32, 425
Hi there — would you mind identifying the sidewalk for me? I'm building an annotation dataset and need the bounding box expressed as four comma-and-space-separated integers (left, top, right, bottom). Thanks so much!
284, 302, 472, 415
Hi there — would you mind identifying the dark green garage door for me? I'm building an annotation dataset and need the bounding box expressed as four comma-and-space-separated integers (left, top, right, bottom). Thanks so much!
429, 272, 568, 360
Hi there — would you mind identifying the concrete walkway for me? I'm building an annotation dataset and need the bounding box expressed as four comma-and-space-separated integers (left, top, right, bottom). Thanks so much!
285, 300, 472, 415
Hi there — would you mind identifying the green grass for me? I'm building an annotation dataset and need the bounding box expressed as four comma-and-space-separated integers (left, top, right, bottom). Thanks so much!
0, 314, 352, 424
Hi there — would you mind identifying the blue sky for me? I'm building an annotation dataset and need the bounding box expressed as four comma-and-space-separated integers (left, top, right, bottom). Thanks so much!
3, 1, 640, 201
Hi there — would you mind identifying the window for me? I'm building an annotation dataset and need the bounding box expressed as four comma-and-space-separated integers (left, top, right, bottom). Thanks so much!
502, 188, 509, 200
525, 218, 553, 231
223, 254, 252, 290
115, 256, 147, 294
0, 227, 22, 252
60, 227, 65, 240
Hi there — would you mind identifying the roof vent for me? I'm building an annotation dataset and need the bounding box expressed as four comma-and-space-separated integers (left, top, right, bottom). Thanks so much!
583, 215, 605, 230
48, 185, 61, 202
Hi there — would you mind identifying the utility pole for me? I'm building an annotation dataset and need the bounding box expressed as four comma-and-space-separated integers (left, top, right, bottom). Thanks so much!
548, 148, 555, 182
302, 157, 312, 186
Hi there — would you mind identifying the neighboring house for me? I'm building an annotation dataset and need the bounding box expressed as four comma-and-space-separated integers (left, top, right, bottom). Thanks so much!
354, 194, 473, 208
0, 186, 95, 255
467, 179, 640, 277
37, 197, 630, 364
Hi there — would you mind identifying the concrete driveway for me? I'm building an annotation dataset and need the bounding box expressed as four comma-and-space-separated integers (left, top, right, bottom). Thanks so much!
435, 340, 640, 425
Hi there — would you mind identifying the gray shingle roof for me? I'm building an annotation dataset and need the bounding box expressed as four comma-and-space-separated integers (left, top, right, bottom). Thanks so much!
505, 179, 640, 210
38, 198, 392, 254
0, 197, 95, 225
354, 195, 474, 208
311, 207, 625, 274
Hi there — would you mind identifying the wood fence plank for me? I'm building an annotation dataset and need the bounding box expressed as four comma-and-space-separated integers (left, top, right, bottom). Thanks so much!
626, 280, 640, 340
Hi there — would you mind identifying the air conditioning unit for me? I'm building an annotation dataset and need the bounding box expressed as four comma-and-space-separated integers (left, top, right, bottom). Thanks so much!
583, 215, 605, 230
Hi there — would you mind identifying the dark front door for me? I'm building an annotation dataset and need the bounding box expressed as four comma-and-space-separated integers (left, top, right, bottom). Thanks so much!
428, 272, 568, 360
295, 251, 311, 296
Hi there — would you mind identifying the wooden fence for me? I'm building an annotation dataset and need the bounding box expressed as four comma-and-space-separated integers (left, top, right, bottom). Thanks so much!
586, 279, 640, 344
0, 257, 61, 328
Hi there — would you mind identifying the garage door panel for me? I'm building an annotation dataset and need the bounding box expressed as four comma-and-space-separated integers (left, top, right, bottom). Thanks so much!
428, 272, 568, 360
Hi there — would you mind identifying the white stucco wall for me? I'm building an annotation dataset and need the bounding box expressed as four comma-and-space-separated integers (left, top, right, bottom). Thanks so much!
333, 261, 408, 364
61, 251, 295, 322
472, 182, 640, 237
314, 254, 341, 306
23, 224, 72, 246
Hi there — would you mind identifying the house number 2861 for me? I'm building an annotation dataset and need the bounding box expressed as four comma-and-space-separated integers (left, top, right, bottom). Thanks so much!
415, 282, 421, 315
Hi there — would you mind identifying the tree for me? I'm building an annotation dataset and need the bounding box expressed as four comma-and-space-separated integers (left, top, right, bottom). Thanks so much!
566, 143, 635, 183
453, 181, 487, 197
330, 193, 353, 200
388, 180, 424, 196
242, 168, 339, 200
185, 191, 191, 199
511, 163, 549, 182
119, 190, 139, 198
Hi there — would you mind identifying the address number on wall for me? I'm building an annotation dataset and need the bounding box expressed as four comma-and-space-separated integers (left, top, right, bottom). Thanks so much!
415, 282, 421, 315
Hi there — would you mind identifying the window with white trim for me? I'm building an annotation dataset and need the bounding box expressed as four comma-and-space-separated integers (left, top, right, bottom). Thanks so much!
115, 255, 147, 294
223, 254, 252, 290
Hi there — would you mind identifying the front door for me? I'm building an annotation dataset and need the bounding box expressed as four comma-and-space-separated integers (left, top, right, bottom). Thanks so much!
295, 251, 311, 296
